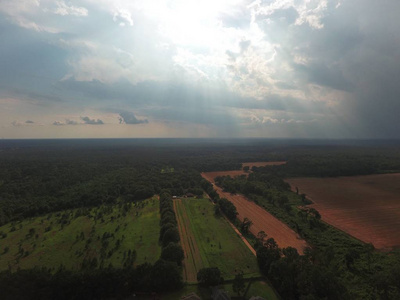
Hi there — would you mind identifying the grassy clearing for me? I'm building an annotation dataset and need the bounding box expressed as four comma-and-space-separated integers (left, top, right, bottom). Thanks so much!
0, 197, 161, 272
178, 198, 260, 280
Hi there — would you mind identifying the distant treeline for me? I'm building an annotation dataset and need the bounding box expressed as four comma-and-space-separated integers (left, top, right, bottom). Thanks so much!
3, 141, 400, 226
277, 146, 400, 177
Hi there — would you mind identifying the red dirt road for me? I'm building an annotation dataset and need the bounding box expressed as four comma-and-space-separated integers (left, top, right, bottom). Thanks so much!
286, 174, 400, 250
202, 170, 308, 254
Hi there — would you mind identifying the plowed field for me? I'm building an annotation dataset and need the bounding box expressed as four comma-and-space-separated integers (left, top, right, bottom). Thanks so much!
201, 171, 308, 254
286, 173, 400, 250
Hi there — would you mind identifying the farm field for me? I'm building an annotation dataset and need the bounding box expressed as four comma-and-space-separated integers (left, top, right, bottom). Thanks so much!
0, 197, 161, 271
202, 172, 308, 254
286, 173, 400, 250
174, 198, 260, 282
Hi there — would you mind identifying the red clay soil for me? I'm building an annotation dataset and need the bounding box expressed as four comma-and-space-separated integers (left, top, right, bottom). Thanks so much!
173, 199, 203, 283
201, 171, 308, 254
286, 173, 400, 250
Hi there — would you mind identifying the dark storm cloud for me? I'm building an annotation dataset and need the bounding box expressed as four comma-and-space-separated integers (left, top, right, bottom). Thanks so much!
25, 120, 34, 124
319, 0, 400, 138
118, 112, 148, 124
81, 116, 104, 125
254, 0, 400, 138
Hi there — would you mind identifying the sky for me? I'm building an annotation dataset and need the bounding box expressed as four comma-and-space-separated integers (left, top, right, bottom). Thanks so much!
1, 0, 400, 139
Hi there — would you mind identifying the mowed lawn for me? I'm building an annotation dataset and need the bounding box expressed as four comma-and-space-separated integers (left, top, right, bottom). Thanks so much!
178, 198, 260, 280
0, 197, 161, 271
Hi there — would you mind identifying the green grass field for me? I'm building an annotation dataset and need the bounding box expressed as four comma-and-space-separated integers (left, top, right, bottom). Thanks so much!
179, 198, 260, 279
0, 197, 161, 272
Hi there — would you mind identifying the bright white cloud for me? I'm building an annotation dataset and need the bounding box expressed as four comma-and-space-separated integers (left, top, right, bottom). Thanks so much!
0, 0, 58, 32
113, 7, 133, 26
53, 1, 88, 17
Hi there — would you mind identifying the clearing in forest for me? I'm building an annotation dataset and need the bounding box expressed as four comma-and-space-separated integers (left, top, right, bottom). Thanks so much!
286, 173, 400, 250
201, 171, 308, 254
174, 198, 260, 283
0, 197, 161, 271
204, 161, 287, 182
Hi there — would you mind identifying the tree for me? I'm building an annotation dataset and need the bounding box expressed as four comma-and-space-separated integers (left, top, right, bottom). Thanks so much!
243, 166, 250, 172
197, 267, 224, 286
151, 259, 183, 292
240, 217, 253, 235
282, 247, 299, 262
214, 203, 221, 216
218, 198, 238, 221
159, 222, 176, 241
256, 238, 281, 275
232, 270, 245, 296
161, 227, 180, 247
364, 243, 375, 272
257, 231, 267, 242
255, 231, 267, 249
345, 249, 360, 271
161, 243, 184, 266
